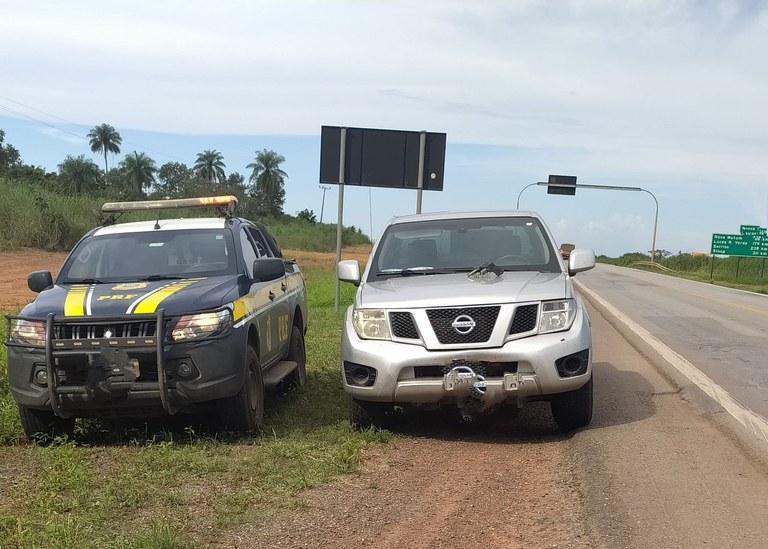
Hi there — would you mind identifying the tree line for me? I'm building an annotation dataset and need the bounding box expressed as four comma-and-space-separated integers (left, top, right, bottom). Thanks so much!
0, 124, 292, 217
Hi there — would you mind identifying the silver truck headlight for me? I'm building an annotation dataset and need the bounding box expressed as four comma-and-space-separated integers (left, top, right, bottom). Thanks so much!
539, 299, 577, 334
10, 319, 46, 347
352, 309, 391, 340
172, 310, 231, 341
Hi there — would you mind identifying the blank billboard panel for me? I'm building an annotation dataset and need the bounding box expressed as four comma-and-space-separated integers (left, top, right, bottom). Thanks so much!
320, 126, 446, 191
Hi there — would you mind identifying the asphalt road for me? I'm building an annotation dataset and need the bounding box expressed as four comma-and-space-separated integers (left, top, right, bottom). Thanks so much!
576, 264, 768, 422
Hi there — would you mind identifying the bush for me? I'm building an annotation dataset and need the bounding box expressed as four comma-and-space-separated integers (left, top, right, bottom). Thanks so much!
0, 178, 371, 253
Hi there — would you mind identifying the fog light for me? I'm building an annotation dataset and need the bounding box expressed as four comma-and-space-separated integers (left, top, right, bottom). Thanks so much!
35, 369, 48, 386
343, 361, 377, 387
555, 349, 590, 378
177, 362, 193, 378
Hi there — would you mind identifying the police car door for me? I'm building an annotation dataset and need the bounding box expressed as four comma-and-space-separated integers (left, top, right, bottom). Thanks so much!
241, 227, 289, 365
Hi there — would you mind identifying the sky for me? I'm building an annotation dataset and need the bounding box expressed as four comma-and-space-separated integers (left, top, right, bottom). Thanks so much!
1, 0, 767, 256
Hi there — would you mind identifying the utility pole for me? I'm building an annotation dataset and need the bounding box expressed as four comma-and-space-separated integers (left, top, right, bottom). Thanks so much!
319, 185, 331, 223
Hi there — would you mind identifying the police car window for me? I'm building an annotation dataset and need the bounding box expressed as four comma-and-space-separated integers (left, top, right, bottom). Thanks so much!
60, 229, 237, 282
247, 228, 272, 258
240, 228, 258, 278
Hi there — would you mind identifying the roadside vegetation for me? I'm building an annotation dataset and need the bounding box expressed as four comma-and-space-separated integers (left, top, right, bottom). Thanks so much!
0, 126, 370, 252
0, 262, 390, 548
0, 177, 368, 253
598, 252, 768, 294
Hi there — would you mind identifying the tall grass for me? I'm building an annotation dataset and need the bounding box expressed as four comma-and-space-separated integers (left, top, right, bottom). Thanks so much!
0, 178, 370, 252
598, 252, 768, 294
0, 265, 389, 548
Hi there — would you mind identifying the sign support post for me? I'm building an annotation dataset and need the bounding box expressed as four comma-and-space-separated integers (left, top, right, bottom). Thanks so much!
334, 128, 346, 312
416, 130, 426, 214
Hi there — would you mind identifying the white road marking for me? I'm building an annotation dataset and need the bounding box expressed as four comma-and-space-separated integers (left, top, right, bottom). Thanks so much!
575, 280, 768, 445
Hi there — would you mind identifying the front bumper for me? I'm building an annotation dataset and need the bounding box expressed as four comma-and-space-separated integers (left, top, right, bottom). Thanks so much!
6, 311, 246, 418
340, 305, 592, 407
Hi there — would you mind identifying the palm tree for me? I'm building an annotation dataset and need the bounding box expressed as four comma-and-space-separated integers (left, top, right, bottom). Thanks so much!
246, 149, 288, 215
57, 155, 102, 194
194, 149, 226, 184
87, 123, 122, 174
119, 152, 157, 196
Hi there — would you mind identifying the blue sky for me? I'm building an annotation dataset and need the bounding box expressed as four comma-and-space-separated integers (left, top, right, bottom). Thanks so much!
1, 1, 767, 256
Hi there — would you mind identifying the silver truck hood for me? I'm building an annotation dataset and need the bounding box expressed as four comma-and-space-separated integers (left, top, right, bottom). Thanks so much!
358, 271, 569, 309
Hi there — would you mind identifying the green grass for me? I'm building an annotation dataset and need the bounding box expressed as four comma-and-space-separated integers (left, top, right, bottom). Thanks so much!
598, 252, 768, 294
0, 177, 370, 252
0, 265, 390, 548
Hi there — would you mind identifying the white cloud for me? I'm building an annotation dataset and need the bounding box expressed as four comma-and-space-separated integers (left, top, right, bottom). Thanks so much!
1, 0, 766, 256
39, 127, 84, 145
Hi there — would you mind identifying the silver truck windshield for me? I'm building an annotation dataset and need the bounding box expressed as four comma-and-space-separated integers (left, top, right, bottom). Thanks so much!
60, 229, 237, 283
369, 216, 561, 281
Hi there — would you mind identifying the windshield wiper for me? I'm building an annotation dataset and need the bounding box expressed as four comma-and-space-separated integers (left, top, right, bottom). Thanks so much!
140, 275, 183, 281
375, 267, 469, 277
375, 268, 432, 277
63, 278, 104, 284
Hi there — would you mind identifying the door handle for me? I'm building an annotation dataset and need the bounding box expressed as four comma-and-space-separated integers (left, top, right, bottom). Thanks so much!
268, 291, 275, 301
281, 282, 287, 292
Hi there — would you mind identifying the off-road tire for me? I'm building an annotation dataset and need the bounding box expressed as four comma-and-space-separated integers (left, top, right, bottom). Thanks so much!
220, 345, 264, 432
277, 326, 307, 394
550, 375, 593, 432
348, 398, 391, 430
18, 405, 75, 443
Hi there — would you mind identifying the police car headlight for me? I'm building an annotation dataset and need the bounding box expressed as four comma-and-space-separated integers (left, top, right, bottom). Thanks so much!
352, 309, 391, 340
10, 319, 46, 347
172, 310, 231, 341
539, 299, 577, 334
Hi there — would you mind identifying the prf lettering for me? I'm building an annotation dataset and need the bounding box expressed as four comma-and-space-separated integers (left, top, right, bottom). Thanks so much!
98, 294, 139, 301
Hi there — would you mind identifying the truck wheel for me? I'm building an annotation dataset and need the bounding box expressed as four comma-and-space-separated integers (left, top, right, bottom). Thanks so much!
277, 326, 307, 393
221, 345, 264, 432
348, 398, 391, 430
18, 405, 75, 443
550, 376, 593, 432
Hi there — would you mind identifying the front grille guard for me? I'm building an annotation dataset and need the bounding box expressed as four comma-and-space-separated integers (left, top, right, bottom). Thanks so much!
5, 310, 177, 417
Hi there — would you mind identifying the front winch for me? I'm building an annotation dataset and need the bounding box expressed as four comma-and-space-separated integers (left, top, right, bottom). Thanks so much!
443, 363, 488, 421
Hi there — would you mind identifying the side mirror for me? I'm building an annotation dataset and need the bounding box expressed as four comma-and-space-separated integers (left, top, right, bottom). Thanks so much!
568, 249, 596, 276
337, 259, 361, 286
252, 258, 285, 282
28, 270, 53, 293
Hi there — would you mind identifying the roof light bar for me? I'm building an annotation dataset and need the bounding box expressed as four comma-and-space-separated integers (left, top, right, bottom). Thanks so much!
102, 195, 238, 214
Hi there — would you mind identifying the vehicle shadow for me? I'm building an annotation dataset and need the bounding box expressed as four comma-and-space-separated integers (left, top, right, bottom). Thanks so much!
66, 360, 656, 446
374, 360, 658, 445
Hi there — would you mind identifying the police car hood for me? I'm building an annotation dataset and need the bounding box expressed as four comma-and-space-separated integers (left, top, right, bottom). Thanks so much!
20, 276, 238, 318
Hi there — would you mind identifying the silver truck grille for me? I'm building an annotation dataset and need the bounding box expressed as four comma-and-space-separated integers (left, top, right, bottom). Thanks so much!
389, 312, 419, 339
426, 306, 500, 344
510, 304, 538, 334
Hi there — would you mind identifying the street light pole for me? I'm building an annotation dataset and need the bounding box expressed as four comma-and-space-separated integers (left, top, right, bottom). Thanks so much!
641, 189, 659, 263
319, 185, 331, 223
516, 182, 538, 209
523, 179, 660, 264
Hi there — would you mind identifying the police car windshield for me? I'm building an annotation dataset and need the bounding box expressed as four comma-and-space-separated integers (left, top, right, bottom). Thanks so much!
60, 229, 237, 283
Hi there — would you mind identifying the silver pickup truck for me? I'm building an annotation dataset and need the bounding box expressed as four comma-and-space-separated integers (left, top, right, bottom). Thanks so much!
337, 210, 595, 431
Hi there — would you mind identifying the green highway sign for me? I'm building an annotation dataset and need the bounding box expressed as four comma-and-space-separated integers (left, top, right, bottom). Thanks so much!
711, 225, 768, 257
740, 225, 767, 237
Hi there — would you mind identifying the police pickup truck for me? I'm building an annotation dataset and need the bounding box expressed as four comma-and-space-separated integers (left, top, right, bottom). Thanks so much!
5, 196, 307, 439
